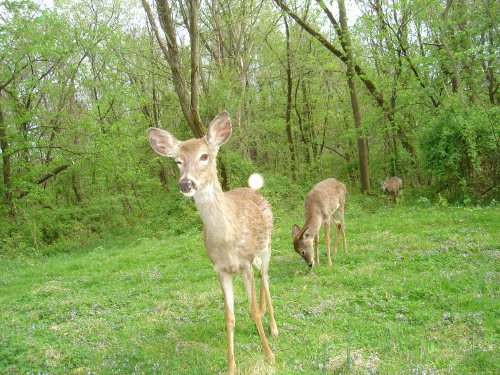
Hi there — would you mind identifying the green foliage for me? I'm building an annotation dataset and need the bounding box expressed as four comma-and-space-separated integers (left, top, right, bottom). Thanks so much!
419, 97, 499, 202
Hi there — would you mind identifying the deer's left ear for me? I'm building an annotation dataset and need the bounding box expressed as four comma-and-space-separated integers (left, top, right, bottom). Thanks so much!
206, 111, 232, 148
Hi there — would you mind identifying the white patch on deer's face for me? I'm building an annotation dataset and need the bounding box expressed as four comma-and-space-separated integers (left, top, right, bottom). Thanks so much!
181, 189, 196, 198
175, 158, 183, 169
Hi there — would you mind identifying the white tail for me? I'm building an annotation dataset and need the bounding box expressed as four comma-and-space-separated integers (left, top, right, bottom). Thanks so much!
147, 111, 277, 374
381, 176, 403, 203
292, 178, 347, 267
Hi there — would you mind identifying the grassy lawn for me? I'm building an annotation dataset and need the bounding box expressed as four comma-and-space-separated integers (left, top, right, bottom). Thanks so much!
1, 203, 498, 374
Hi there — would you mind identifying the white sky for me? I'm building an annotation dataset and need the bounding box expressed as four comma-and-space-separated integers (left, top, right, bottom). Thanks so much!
37, 0, 362, 26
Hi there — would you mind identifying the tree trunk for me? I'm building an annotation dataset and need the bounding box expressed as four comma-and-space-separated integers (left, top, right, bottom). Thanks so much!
439, 0, 462, 95
483, 2, 499, 105
284, 17, 297, 180
189, 0, 202, 131
0, 101, 15, 217
141, 0, 204, 137
338, 0, 370, 194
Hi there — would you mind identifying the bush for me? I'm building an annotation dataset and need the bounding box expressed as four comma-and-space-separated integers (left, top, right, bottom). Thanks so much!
419, 97, 499, 202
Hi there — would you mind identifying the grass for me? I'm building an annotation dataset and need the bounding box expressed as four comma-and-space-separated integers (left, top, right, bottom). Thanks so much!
1, 201, 499, 374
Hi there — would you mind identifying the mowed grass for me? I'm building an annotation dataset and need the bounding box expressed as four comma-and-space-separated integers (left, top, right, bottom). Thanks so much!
1, 203, 498, 374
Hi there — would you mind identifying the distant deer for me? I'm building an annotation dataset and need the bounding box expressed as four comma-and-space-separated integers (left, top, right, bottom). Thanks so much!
147, 111, 277, 374
292, 178, 347, 267
381, 176, 403, 203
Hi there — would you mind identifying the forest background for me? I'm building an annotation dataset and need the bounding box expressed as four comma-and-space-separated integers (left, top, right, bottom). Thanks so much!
0, 0, 499, 373
0, 0, 498, 256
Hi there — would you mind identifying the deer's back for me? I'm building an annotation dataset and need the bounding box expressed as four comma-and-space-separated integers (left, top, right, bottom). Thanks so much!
383, 177, 403, 192
305, 178, 346, 219
226, 187, 273, 252
225, 187, 273, 230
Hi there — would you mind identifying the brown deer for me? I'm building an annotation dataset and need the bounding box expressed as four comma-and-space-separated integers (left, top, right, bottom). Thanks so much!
381, 176, 403, 203
292, 178, 347, 268
147, 111, 277, 374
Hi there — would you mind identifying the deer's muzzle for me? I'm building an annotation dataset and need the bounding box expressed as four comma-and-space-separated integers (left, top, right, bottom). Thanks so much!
178, 178, 197, 195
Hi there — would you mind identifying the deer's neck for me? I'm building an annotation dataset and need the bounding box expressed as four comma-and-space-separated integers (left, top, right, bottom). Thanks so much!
303, 207, 322, 234
193, 181, 236, 239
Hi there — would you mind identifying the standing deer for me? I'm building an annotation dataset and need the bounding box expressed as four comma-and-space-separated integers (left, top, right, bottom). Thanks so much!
381, 176, 403, 203
292, 178, 347, 268
147, 111, 277, 374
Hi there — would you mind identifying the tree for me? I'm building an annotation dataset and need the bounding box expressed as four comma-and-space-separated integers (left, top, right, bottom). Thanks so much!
274, 0, 371, 193
141, 0, 205, 137
337, 0, 369, 193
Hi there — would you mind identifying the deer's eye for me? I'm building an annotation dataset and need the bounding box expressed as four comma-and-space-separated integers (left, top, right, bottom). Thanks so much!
176, 160, 182, 166
300, 251, 305, 256
200, 154, 209, 162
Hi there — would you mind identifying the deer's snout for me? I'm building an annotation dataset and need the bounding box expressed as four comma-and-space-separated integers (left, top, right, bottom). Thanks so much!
178, 178, 197, 195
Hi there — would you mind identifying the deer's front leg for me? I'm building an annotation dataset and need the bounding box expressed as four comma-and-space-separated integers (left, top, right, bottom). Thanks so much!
314, 234, 320, 265
242, 265, 275, 362
324, 221, 332, 266
219, 272, 236, 374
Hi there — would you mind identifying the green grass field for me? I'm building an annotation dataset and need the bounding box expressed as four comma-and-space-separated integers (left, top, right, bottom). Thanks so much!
1, 202, 498, 374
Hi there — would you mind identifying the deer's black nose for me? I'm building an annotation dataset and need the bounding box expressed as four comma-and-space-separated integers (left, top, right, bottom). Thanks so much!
178, 178, 196, 193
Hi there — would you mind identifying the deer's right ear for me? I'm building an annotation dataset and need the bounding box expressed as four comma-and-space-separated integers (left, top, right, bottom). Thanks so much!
147, 128, 179, 157
206, 110, 232, 148
292, 224, 301, 237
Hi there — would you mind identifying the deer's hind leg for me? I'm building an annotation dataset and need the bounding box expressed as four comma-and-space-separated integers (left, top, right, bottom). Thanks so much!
257, 245, 278, 337
242, 265, 275, 361
332, 216, 340, 258
338, 205, 347, 254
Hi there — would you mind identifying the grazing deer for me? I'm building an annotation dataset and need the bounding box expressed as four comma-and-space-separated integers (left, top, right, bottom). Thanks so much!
381, 176, 403, 203
292, 178, 347, 268
147, 111, 277, 374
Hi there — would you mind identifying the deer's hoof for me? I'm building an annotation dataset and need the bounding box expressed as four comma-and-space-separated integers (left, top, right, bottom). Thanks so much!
226, 363, 235, 375
271, 326, 279, 337
266, 351, 275, 364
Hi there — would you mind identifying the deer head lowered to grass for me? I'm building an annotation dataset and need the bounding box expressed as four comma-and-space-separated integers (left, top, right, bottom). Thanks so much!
147, 111, 278, 374
292, 178, 347, 268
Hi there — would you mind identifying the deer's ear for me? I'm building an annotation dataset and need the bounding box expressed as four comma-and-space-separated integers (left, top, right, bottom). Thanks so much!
148, 128, 179, 157
302, 227, 311, 239
292, 224, 301, 237
206, 111, 232, 148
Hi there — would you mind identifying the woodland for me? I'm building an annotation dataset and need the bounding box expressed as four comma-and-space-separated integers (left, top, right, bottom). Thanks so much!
0, 0, 498, 253
1, 1, 499, 373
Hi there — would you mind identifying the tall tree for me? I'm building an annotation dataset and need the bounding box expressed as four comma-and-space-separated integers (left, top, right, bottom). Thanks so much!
274, 0, 371, 192
283, 16, 297, 180
338, 0, 370, 193
0, 99, 14, 216
141, 0, 205, 137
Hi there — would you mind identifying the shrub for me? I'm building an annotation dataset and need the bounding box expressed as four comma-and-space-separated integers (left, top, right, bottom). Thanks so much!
419, 97, 498, 202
